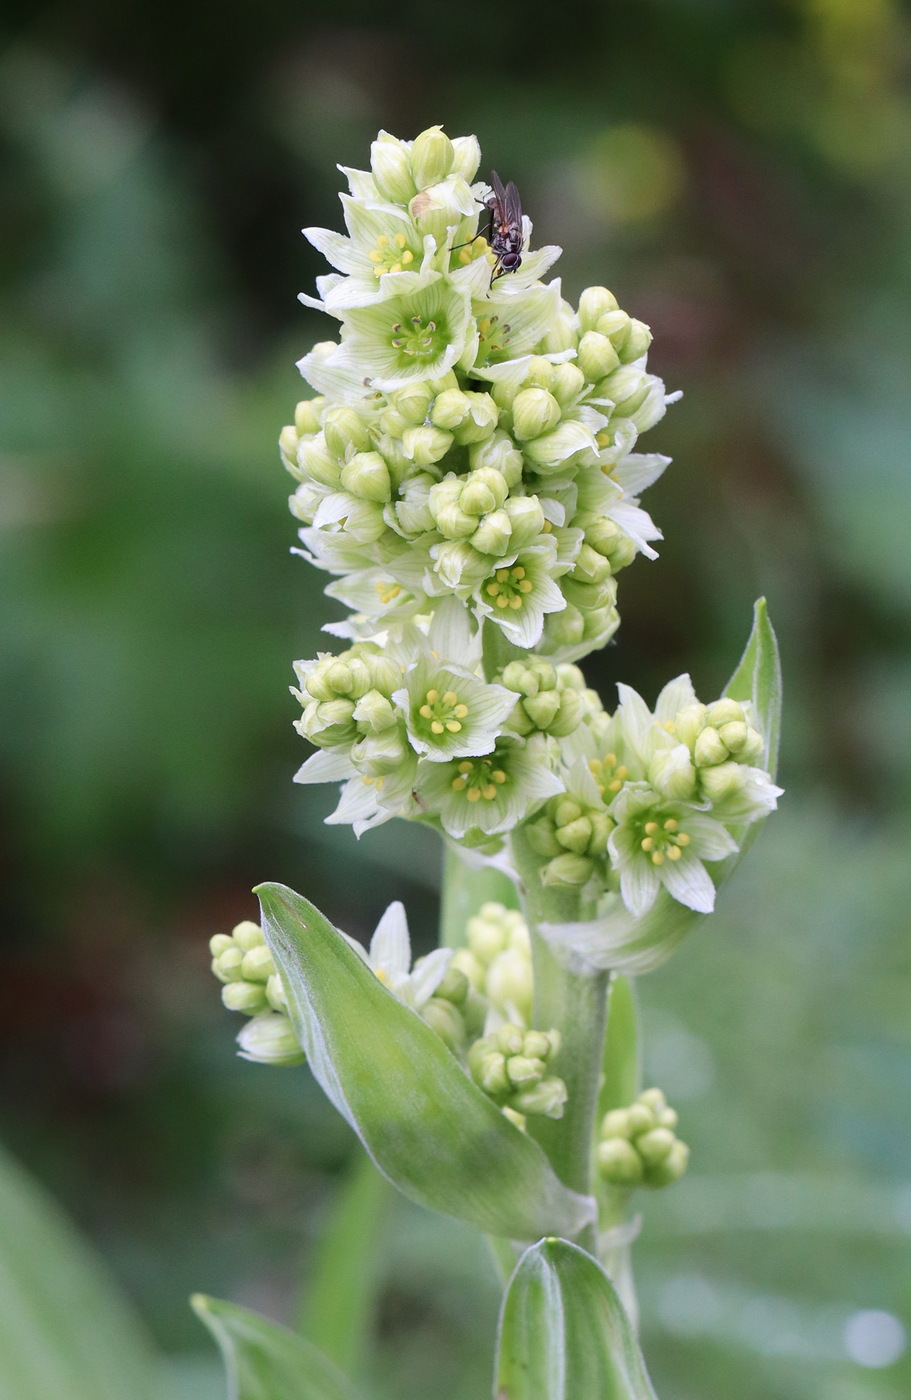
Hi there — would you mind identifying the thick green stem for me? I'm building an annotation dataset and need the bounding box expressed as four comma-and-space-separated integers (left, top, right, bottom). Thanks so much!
511, 825, 609, 1245
439, 844, 517, 949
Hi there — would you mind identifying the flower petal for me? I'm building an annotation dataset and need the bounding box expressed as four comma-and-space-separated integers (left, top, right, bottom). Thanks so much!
661, 855, 716, 913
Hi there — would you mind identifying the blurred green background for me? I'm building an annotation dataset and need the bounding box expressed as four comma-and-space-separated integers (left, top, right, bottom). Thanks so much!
1, 0, 910, 1396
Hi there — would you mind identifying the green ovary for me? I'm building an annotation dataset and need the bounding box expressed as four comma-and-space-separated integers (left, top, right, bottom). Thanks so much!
450, 756, 509, 804
484, 564, 534, 614
389, 313, 447, 362
419, 687, 469, 738
636, 815, 692, 867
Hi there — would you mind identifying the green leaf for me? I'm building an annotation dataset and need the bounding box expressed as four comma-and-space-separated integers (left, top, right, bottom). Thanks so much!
723, 596, 783, 779
255, 883, 595, 1242
598, 976, 640, 1120
0, 1144, 163, 1400
495, 1238, 658, 1400
192, 1296, 361, 1400
298, 1152, 388, 1375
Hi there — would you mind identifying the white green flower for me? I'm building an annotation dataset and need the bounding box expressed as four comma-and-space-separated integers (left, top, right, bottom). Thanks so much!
473, 539, 567, 648
343, 900, 453, 1010
607, 785, 738, 917
393, 654, 516, 763
331, 279, 474, 390
415, 736, 563, 840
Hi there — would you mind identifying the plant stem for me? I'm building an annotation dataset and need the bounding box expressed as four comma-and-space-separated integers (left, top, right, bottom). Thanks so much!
511, 825, 609, 1246
440, 844, 518, 949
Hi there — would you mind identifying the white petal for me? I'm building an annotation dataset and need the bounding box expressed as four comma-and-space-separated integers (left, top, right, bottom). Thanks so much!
661, 856, 716, 913
409, 947, 453, 1007
293, 749, 356, 784
370, 901, 411, 976
607, 501, 662, 559
619, 858, 661, 918
683, 812, 740, 860
611, 452, 671, 496
615, 683, 654, 750
654, 674, 697, 723
302, 226, 361, 274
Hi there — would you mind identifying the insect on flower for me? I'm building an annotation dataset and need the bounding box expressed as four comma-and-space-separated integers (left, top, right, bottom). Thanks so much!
484, 171, 524, 281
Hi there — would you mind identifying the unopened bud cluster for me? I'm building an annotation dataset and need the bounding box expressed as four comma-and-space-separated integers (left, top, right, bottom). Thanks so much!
450, 902, 533, 1026
597, 1088, 689, 1189
210, 922, 304, 1066
468, 1023, 566, 1121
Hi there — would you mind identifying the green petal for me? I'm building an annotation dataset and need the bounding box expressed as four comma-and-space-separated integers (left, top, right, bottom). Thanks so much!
255, 883, 595, 1241
495, 1238, 658, 1399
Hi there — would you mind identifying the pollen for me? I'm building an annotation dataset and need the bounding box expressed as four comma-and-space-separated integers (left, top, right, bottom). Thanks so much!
639, 813, 692, 865
484, 563, 535, 615
375, 579, 402, 605
371, 232, 417, 277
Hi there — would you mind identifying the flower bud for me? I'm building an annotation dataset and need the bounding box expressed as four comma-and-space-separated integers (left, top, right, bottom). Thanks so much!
421, 996, 465, 1051
543, 604, 585, 646
371, 132, 416, 203
485, 949, 533, 1024
390, 382, 433, 425
621, 319, 652, 361
512, 1076, 568, 1119
450, 134, 481, 183
601, 366, 651, 416
294, 398, 324, 435
241, 945, 275, 983
542, 852, 594, 887
401, 424, 453, 467
626, 1103, 656, 1135
572, 542, 613, 586
717, 720, 762, 763
693, 726, 729, 768
555, 815, 594, 855
352, 688, 397, 734
649, 746, 698, 801
470, 432, 524, 487
233, 921, 265, 950
222, 980, 269, 1015
511, 387, 562, 441
460, 466, 508, 516
410, 177, 475, 244
646, 1138, 690, 1187
505, 1054, 546, 1088
674, 702, 707, 750
410, 125, 454, 189
212, 945, 244, 983
340, 451, 392, 503
279, 425, 300, 475
525, 815, 562, 857
502, 496, 546, 549
210, 932, 234, 958
578, 285, 619, 331
236, 1013, 306, 1067
699, 760, 747, 804
266, 972, 287, 1013
601, 1108, 632, 1138
450, 947, 486, 990
471, 509, 512, 556
297, 434, 341, 487
550, 362, 586, 407
525, 1028, 559, 1061
578, 331, 621, 383
597, 1137, 644, 1186
468, 1043, 510, 1096
636, 1127, 676, 1168
523, 356, 556, 390
323, 407, 371, 458
522, 689, 562, 730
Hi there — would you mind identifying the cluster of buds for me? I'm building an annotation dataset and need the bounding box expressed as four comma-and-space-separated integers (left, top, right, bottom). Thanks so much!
209, 922, 304, 1067
468, 1023, 566, 1123
450, 902, 534, 1025
596, 1088, 689, 1189
499, 659, 589, 739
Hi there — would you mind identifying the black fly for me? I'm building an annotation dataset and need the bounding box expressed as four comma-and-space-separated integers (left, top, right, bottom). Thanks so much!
484, 171, 524, 281
453, 170, 525, 286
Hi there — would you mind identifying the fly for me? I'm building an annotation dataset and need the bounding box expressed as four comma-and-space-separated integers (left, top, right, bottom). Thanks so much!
484, 170, 524, 281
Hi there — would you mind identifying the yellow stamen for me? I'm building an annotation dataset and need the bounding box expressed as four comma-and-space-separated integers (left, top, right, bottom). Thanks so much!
492, 770, 507, 783
641, 837, 654, 851
431, 720, 444, 734
442, 691, 457, 705
663, 818, 678, 832
644, 821, 659, 835
466, 788, 481, 802
453, 704, 468, 718
458, 761, 473, 773
445, 720, 462, 732
651, 851, 665, 866
676, 832, 691, 847
667, 846, 683, 860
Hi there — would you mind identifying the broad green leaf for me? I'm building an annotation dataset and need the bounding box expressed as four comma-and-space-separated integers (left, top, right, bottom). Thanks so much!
495, 1238, 658, 1400
540, 601, 783, 975
0, 1144, 163, 1400
722, 596, 782, 778
298, 1152, 388, 1375
192, 1296, 361, 1400
598, 976, 640, 1119
255, 883, 595, 1242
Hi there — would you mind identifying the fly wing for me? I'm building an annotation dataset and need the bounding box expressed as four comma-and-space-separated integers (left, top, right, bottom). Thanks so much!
503, 180, 523, 229
489, 170, 508, 209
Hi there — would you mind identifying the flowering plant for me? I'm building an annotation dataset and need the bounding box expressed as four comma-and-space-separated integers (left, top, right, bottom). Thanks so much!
196, 126, 782, 1397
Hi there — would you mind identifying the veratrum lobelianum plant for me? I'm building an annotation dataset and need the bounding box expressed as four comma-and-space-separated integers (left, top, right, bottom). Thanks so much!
196, 125, 783, 1399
